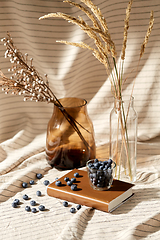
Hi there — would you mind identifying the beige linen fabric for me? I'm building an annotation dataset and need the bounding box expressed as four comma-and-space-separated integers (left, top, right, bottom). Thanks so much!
0, 0, 160, 239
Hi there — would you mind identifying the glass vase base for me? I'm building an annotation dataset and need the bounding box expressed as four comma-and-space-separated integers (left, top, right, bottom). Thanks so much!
114, 166, 136, 183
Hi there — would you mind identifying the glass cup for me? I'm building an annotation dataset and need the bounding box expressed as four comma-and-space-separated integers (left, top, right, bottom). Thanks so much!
86, 158, 116, 190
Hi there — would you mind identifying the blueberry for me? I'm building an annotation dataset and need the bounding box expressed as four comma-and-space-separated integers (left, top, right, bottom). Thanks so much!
74, 172, 79, 178
43, 180, 50, 186
63, 201, 69, 207
29, 180, 34, 185
67, 180, 72, 186
13, 199, 20, 205
12, 202, 18, 208
76, 204, 81, 210
31, 208, 37, 213
71, 178, 76, 183
94, 162, 99, 169
99, 175, 105, 180
99, 165, 103, 170
90, 165, 96, 170
89, 173, 93, 179
108, 158, 113, 164
107, 158, 113, 167
103, 166, 108, 171
38, 205, 45, 211
71, 184, 77, 191
92, 178, 97, 185
64, 177, 70, 182
36, 173, 42, 179
36, 190, 41, 196
92, 173, 97, 178
23, 194, 29, 200
25, 206, 31, 212
97, 170, 103, 176
55, 180, 61, 186
94, 158, 99, 163
97, 183, 103, 188
55, 177, 59, 181
103, 161, 108, 165
22, 182, 28, 188
88, 163, 93, 168
30, 200, 36, 206
70, 207, 76, 213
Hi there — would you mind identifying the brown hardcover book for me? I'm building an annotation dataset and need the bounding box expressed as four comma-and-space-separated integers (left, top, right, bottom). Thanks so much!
47, 169, 134, 212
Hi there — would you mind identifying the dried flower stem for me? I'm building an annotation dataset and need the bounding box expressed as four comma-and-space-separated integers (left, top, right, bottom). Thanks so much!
0, 33, 92, 150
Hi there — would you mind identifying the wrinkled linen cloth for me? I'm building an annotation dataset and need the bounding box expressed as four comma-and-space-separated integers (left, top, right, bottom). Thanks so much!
0, 0, 160, 239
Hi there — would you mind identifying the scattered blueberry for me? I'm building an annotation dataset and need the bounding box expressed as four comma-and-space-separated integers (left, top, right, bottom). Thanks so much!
67, 180, 72, 186
25, 206, 31, 212
22, 182, 28, 188
12, 202, 18, 208
23, 194, 29, 200
74, 172, 79, 178
55, 177, 59, 181
36, 190, 41, 196
31, 208, 37, 213
30, 200, 36, 206
71, 178, 76, 183
29, 180, 34, 185
43, 180, 50, 186
38, 205, 45, 211
36, 173, 42, 179
63, 201, 69, 207
64, 177, 70, 182
71, 184, 77, 191
76, 204, 81, 210
13, 199, 20, 205
70, 207, 76, 213
55, 180, 62, 186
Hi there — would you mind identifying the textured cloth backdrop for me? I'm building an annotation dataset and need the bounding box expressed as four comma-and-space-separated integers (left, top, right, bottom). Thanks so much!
0, 0, 160, 239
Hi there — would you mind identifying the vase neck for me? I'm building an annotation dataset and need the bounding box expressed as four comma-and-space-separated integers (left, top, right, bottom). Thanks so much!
54, 97, 87, 115
114, 96, 134, 111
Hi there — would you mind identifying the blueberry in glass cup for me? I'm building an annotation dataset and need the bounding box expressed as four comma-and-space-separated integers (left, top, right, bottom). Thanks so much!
86, 158, 116, 190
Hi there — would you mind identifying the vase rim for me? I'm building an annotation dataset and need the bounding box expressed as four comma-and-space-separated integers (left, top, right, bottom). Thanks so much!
55, 97, 87, 108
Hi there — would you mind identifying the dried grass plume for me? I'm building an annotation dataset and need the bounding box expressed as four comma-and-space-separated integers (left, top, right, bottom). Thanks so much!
39, 0, 154, 99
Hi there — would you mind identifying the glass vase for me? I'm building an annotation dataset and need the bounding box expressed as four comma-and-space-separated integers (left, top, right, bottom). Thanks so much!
46, 97, 96, 169
110, 96, 137, 183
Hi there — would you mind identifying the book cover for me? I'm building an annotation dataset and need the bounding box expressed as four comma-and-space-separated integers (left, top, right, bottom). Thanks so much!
47, 169, 134, 212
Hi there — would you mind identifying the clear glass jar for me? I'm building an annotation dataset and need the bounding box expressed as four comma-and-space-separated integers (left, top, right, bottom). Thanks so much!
46, 97, 96, 169
86, 159, 116, 191
110, 96, 137, 183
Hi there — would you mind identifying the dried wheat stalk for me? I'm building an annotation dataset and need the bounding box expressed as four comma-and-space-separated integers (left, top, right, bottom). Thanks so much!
39, 0, 154, 99
121, 0, 133, 60
140, 11, 154, 58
